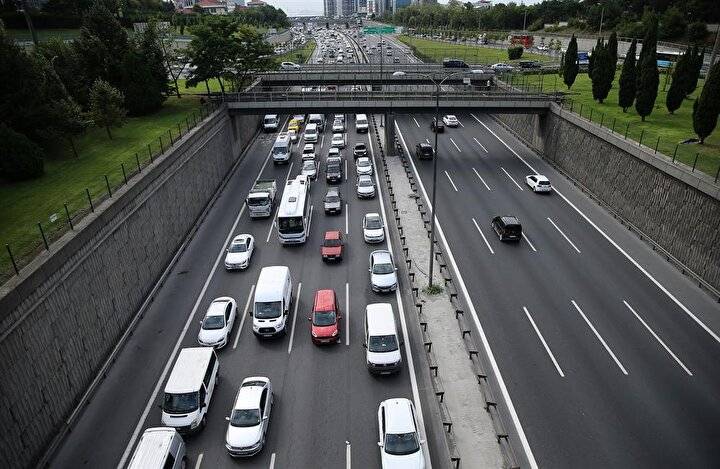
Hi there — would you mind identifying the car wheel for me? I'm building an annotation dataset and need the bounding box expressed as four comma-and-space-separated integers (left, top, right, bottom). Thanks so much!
201, 414, 207, 429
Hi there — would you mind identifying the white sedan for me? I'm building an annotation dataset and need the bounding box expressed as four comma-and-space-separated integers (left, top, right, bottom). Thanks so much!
225, 234, 254, 270
525, 174, 552, 193
356, 157, 373, 176
331, 133, 347, 149
225, 377, 274, 457
363, 213, 385, 243
332, 119, 345, 132
280, 61, 301, 70
301, 159, 319, 180
198, 297, 237, 348
369, 250, 397, 293
442, 115, 459, 127
378, 398, 425, 469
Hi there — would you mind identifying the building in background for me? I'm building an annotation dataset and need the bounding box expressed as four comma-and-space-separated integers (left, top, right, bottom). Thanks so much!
393, 0, 411, 12
246, 0, 266, 6
473, 0, 491, 8
324, 0, 337, 17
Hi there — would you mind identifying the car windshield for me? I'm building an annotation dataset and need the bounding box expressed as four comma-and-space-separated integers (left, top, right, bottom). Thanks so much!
365, 217, 382, 229
324, 238, 342, 247
359, 179, 373, 187
384, 432, 420, 455
373, 261, 394, 275
303, 161, 316, 171
355, 144, 366, 151
357, 160, 370, 167
327, 164, 341, 173
202, 315, 225, 330
313, 310, 337, 326
230, 408, 261, 427
368, 334, 398, 353
325, 194, 340, 203
255, 301, 282, 319
278, 216, 304, 234
229, 242, 247, 253
163, 392, 198, 414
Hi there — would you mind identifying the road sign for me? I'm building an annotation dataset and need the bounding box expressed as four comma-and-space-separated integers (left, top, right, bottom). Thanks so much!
363, 26, 396, 35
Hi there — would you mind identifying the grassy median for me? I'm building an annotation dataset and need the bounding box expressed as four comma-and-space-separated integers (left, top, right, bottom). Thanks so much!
397, 35, 553, 65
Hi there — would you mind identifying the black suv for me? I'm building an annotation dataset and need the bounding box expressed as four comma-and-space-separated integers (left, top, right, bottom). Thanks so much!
353, 142, 368, 159
442, 58, 469, 69
415, 143, 434, 160
326, 157, 343, 184
431, 117, 445, 133
518, 60, 542, 69
491, 216, 522, 241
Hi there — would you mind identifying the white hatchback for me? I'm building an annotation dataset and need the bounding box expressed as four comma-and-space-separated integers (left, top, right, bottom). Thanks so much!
331, 133, 347, 148
525, 174, 552, 193
363, 212, 385, 243
198, 297, 237, 348
377, 398, 425, 469
225, 377, 273, 457
356, 157, 373, 176
442, 115, 459, 127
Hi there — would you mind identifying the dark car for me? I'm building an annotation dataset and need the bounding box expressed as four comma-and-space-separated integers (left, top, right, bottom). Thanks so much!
326, 156, 343, 184
415, 142, 434, 160
442, 58, 469, 69
353, 142, 368, 159
518, 60, 542, 69
491, 216, 522, 241
431, 117, 445, 133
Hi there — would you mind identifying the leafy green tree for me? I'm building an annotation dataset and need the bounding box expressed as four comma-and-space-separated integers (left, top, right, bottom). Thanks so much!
685, 46, 704, 96
635, 14, 659, 121
591, 40, 614, 104
666, 48, 691, 114
49, 98, 87, 158
687, 22, 708, 44
692, 62, 720, 143
88, 79, 126, 139
659, 6, 687, 40
563, 35, 579, 89
186, 16, 239, 94
507, 46, 523, 60
0, 125, 44, 180
618, 38, 638, 112
228, 25, 274, 90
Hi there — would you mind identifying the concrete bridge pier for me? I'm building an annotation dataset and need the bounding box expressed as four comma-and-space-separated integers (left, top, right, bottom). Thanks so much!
384, 112, 396, 157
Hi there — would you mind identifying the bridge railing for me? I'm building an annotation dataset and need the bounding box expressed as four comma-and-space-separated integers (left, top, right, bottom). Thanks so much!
223, 89, 563, 103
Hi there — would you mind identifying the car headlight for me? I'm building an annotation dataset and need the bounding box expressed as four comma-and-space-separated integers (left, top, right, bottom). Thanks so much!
331, 330, 338, 336
312, 330, 318, 337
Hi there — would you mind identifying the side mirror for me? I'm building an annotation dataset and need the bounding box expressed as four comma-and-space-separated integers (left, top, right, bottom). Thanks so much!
201, 402, 207, 409
307, 317, 312, 321
420, 439, 426, 444
368, 268, 372, 272
263, 416, 269, 420
248, 310, 253, 316
377, 442, 383, 447
225, 416, 230, 421
199, 320, 203, 325
362, 343, 367, 349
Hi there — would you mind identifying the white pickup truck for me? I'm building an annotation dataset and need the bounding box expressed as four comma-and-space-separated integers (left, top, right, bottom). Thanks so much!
246, 179, 277, 218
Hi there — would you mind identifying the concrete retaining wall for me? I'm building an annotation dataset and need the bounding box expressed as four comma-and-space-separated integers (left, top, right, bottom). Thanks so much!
495, 105, 720, 293
0, 107, 260, 468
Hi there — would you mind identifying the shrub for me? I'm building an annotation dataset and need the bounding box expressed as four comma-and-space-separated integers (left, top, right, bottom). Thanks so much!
508, 46, 523, 60
0, 125, 45, 181
687, 22, 708, 44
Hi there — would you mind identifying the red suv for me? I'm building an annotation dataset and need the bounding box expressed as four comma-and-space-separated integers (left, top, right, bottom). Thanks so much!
308, 289, 341, 344
321, 230, 344, 261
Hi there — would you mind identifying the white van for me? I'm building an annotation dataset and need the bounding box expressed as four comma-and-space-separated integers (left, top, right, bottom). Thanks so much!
272, 132, 292, 164
304, 123, 319, 143
364, 303, 402, 374
161, 347, 219, 433
252, 266, 293, 338
263, 114, 279, 132
355, 113, 369, 133
308, 114, 326, 132
127, 427, 186, 469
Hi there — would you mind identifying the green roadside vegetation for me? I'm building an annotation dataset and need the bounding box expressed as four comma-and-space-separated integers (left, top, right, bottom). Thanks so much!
275, 39, 316, 65
397, 35, 553, 65
5, 28, 82, 42
177, 78, 224, 94
0, 96, 202, 281
503, 71, 718, 176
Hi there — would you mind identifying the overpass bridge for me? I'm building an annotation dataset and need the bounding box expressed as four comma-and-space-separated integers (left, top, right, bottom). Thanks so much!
258, 68, 497, 86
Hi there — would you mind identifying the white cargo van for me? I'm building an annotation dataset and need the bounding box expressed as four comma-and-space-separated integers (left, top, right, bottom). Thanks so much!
161, 347, 219, 433
304, 123, 319, 142
263, 114, 279, 132
127, 427, 186, 469
364, 303, 402, 374
308, 114, 326, 132
252, 266, 293, 338
355, 113, 369, 133
272, 132, 292, 164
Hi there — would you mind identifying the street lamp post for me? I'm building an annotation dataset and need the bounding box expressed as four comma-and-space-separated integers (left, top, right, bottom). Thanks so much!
597, 3, 605, 36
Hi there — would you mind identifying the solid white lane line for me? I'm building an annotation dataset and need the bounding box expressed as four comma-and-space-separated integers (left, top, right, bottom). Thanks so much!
285, 162, 294, 182
346, 441, 351, 469
458, 120, 464, 128
345, 159, 348, 181
472, 167, 492, 191
473, 137, 488, 153
307, 204, 314, 236
444, 171, 459, 192
572, 300, 628, 375
369, 122, 432, 468
413, 117, 420, 128
474, 116, 720, 347
233, 284, 255, 349
321, 134, 325, 147
500, 167, 524, 191
449, 137, 462, 152
425, 138, 430, 144
522, 233, 537, 252
287, 282, 303, 354
268, 452, 276, 469
623, 301, 693, 376
345, 204, 349, 234
395, 121, 536, 468
472, 218, 495, 254
345, 283, 350, 346
547, 217, 581, 253
523, 307, 564, 377
265, 206, 279, 243
194, 453, 203, 469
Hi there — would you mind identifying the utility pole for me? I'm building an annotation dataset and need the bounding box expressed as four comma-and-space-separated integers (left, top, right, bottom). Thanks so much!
598, 3, 605, 36
16, 0, 38, 47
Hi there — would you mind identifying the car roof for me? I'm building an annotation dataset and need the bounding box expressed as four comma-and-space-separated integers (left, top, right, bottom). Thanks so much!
232, 234, 250, 244
325, 187, 340, 196
357, 157, 370, 163
127, 428, 178, 469
533, 174, 549, 182
313, 289, 336, 312
365, 212, 381, 220
355, 142, 366, 147
418, 142, 431, 148
371, 250, 392, 264
234, 382, 265, 410
206, 298, 230, 317
383, 398, 416, 434
165, 347, 215, 394
324, 230, 341, 240
500, 216, 521, 225
358, 174, 373, 181
365, 303, 395, 334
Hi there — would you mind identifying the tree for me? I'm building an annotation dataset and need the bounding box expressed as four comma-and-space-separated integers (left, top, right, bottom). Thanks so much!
686, 46, 704, 96
563, 35, 579, 89
88, 79, 126, 139
666, 48, 691, 114
228, 25, 275, 91
0, 125, 44, 181
507, 46, 523, 60
659, 7, 687, 40
49, 99, 87, 158
607, 31, 618, 75
618, 38, 638, 112
120, 19, 170, 114
635, 14, 659, 121
687, 22, 708, 44
588, 36, 602, 78
692, 62, 720, 143
186, 16, 239, 94
591, 40, 614, 104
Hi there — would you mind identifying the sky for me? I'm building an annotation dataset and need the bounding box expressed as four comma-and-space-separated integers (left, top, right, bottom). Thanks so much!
264, 0, 545, 17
